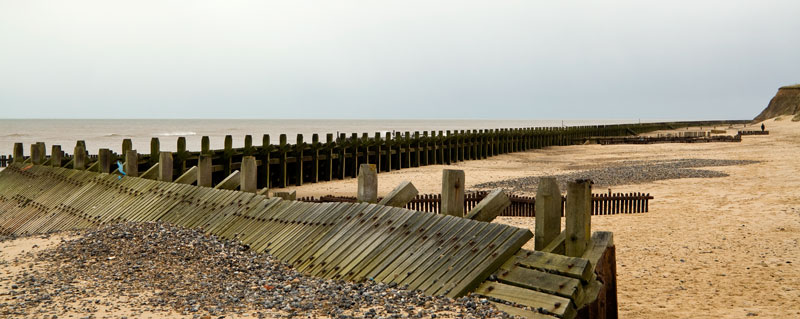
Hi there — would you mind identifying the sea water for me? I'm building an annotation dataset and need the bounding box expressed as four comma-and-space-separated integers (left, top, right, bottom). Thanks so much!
0, 119, 649, 155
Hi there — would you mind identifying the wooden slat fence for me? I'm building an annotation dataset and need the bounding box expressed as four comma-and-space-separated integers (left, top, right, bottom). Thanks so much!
298, 191, 653, 216
738, 130, 769, 136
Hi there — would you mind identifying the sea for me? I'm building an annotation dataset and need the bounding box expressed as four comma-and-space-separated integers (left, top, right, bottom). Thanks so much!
0, 119, 652, 156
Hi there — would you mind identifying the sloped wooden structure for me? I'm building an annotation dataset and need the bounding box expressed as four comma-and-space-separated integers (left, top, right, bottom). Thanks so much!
0, 163, 616, 318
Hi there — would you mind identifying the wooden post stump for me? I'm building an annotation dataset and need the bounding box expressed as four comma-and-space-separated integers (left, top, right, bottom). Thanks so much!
98, 148, 111, 173
159, 152, 174, 182
241, 156, 257, 193
357, 164, 378, 203
125, 150, 138, 177
441, 169, 465, 216
535, 177, 562, 250
566, 180, 592, 257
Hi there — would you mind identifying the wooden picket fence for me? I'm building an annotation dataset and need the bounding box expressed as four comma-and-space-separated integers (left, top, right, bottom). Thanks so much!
299, 191, 653, 217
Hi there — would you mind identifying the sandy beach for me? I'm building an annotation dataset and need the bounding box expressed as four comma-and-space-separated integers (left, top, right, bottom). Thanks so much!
278, 118, 800, 318
1, 119, 798, 318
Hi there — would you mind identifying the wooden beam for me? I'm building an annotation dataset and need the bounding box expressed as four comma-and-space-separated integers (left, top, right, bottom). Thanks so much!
241, 156, 257, 193
140, 163, 160, 179
535, 177, 562, 250
174, 166, 198, 184
159, 152, 173, 182
465, 189, 510, 222
441, 169, 465, 216
273, 190, 296, 200
513, 249, 593, 282
566, 180, 592, 257
357, 164, 378, 203
377, 181, 418, 208
215, 170, 241, 190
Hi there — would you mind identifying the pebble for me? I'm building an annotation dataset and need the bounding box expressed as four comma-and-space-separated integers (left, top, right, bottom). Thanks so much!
474, 158, 760, 192
2, 222, 514, 318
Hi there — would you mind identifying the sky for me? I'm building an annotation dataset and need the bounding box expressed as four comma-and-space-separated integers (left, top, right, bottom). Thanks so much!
1, 1, 799, 120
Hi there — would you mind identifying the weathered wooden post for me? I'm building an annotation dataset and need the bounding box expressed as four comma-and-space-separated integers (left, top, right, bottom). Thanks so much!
223, 135, 233, 177
414, 131, 421, 167
395, 132, 403, 169
306, 134, 318, 182
404, 131, 412, 168
373, 132, 382, 173
357, 164, 378, 203
325, 134, 334, 181
176, 137, 188, 174
159, 152, 173, 182
202, 136, 210, 154
261, 134, 272, 188
350, 133, 360, 177
445, 130, 452, 165
438, 130, 445, 164
13, 143, 23, 164
244, 135, 254, 156
51, 145, 62, 168
31, 143, 43, 165
122, 139, 132, 159
441, 169, 465, 216
535, 177, 562, 250
279, 134, 288, 187
150, 137, 160, 166
98, 148, 111, 173
421, 131, 429, 166
295, 134, 305, 186
241, 156, 257, 193
197, 154, 213, 187
74, 144, 86, 170
384, 132, 392, 172
566, 180, 592, 257
125, 150, 138, 177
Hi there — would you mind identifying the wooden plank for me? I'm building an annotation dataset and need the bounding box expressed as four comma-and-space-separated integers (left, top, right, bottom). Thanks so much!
377, 181, 418, 208
514, 249, 593, 282
214, 171, 241, 190
489, 301, 560, 319
441, 228, 532, 297
495, 260, 582, 300
474, 281, 574, 318
140, 163, 160, 179
174, 166, 198, 184
159, 152, 173, 182
466, 189, 510, 222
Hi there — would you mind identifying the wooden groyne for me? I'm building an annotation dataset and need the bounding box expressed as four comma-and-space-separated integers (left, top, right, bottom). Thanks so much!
595, 134, 742, 145
0, 163, 617, 318
3, 120, 749, 184
299, 191, 653, 217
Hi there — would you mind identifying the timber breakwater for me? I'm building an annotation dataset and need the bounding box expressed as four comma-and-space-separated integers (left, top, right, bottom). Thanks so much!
2, 120, 748, 189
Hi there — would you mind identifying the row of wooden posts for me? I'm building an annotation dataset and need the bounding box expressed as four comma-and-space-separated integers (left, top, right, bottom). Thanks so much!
5, 121, 749, 189
299, 190, 652, 216
346, 165, 602, 258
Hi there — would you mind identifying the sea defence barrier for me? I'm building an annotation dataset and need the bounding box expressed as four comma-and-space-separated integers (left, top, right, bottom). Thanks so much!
0, 163, 615, 318
3, 120, 749, 188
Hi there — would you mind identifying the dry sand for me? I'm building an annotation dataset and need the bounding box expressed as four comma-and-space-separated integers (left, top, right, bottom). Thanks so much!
282, 118, 800, 318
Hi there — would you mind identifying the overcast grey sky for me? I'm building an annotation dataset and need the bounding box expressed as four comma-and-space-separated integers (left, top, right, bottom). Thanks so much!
1, 1, 798, 120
